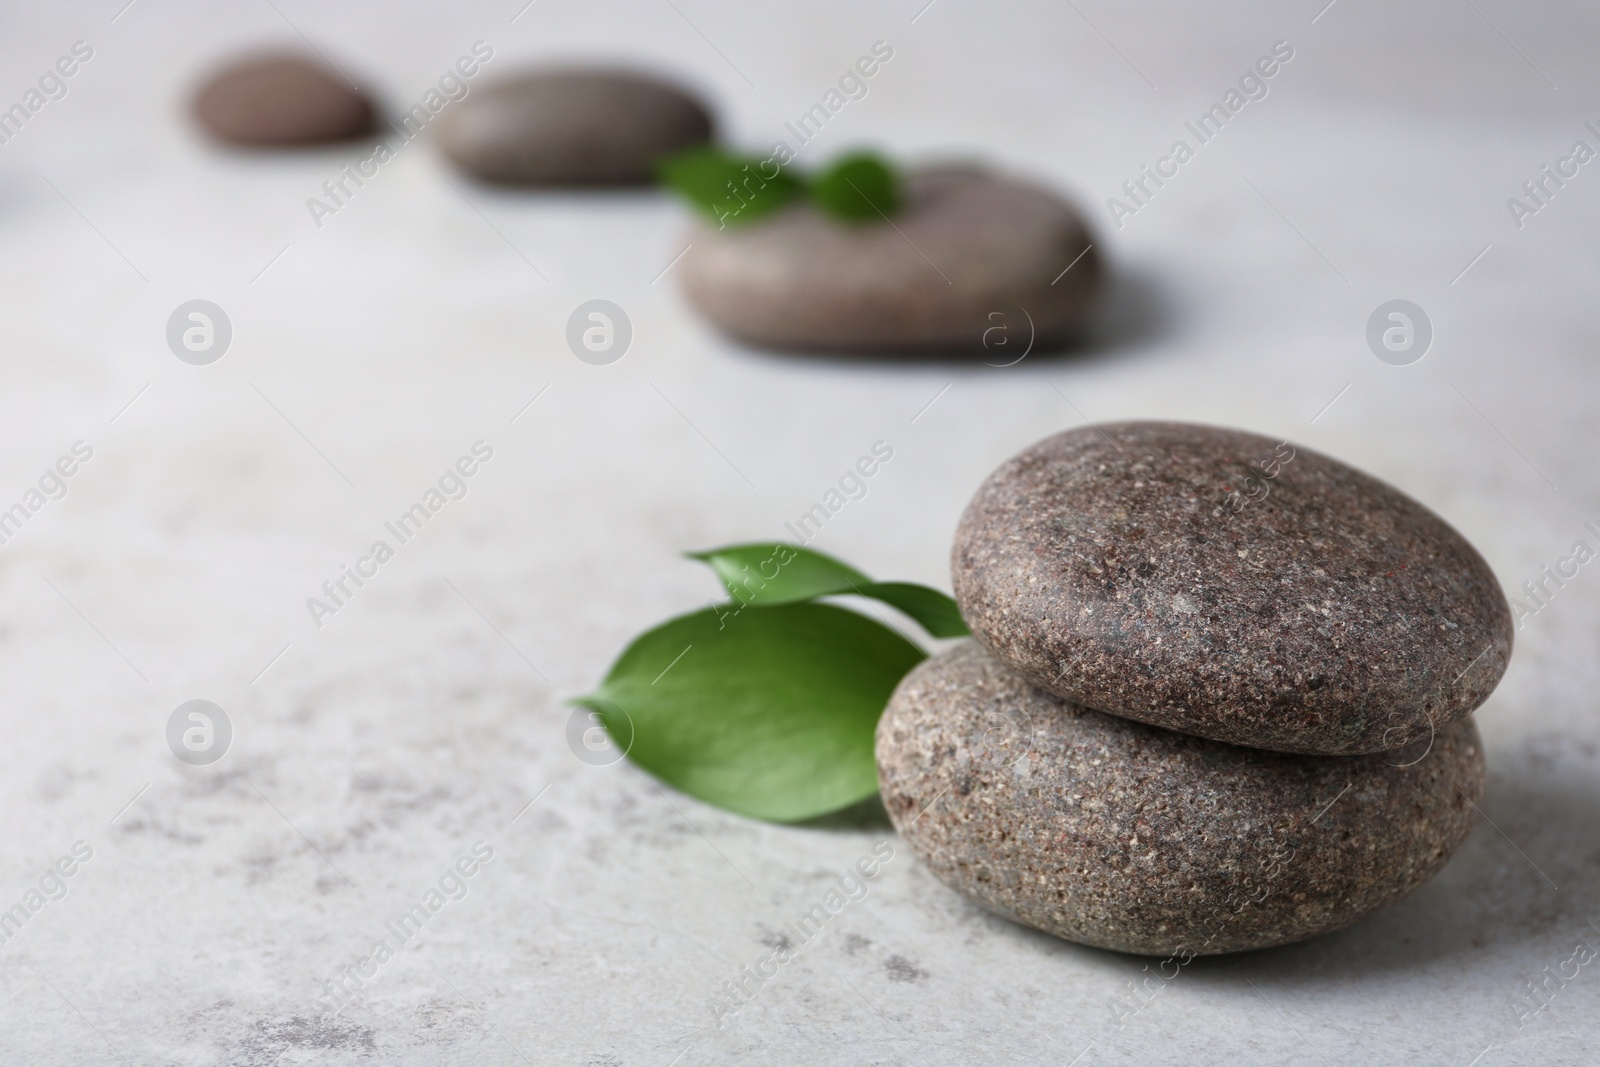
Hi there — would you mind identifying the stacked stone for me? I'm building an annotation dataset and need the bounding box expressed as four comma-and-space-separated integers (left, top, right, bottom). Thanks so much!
876, 422, 1512, 955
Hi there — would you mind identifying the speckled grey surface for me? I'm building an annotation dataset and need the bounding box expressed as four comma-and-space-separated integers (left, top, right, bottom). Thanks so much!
952, 421, 1513, 754
878, 643, 1485, 955
679, 168, 1101, 351
436, 68, 714, 185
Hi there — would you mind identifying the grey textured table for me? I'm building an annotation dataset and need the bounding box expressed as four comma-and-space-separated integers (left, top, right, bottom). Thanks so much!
0, 1, 1596, 1063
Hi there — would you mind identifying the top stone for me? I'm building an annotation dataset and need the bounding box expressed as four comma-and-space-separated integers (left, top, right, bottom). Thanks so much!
436, 69, 715, 185
952, 421, 1512, 755
193, 53, 375, 147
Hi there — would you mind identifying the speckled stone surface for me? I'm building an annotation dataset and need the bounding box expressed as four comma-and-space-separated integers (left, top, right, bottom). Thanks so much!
877, 644, 1486, 956
952, 421, 1513, 755
435, 68, 714, 185
678, 168, 1101, 352
192, 53, 375, 147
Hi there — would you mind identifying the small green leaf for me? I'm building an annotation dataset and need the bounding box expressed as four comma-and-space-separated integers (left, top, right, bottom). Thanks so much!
579, 603, 926, 822
657, 146, 803, 227
852, 581, 970, 638
687, 542, 871, 605
686, 542, 969, 638
810, 152, 900, 221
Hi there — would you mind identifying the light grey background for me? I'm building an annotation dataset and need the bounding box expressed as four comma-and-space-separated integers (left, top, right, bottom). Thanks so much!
0, 0, 1596, 1063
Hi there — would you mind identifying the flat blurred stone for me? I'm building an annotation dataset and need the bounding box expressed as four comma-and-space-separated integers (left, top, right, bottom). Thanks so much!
193, 52, 374, 146
436, 68, 714, 185
678, 168, 1102, 352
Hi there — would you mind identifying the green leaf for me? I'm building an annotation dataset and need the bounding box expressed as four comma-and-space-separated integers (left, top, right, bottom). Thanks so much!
852, 581, 970, 638
656, 146, 803, 227
687, 542, 871, 605
809, 152, 901, 221
686, 542, 970, 638
579, 603, 926, 822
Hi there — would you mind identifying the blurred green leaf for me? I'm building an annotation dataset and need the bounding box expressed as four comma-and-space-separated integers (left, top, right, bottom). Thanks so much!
809, 152, 901, 221
656, 146, 803, 227
578, 603, 925, 822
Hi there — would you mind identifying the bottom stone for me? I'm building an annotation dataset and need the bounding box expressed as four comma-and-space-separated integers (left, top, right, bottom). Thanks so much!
876, 643, 1485, 956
